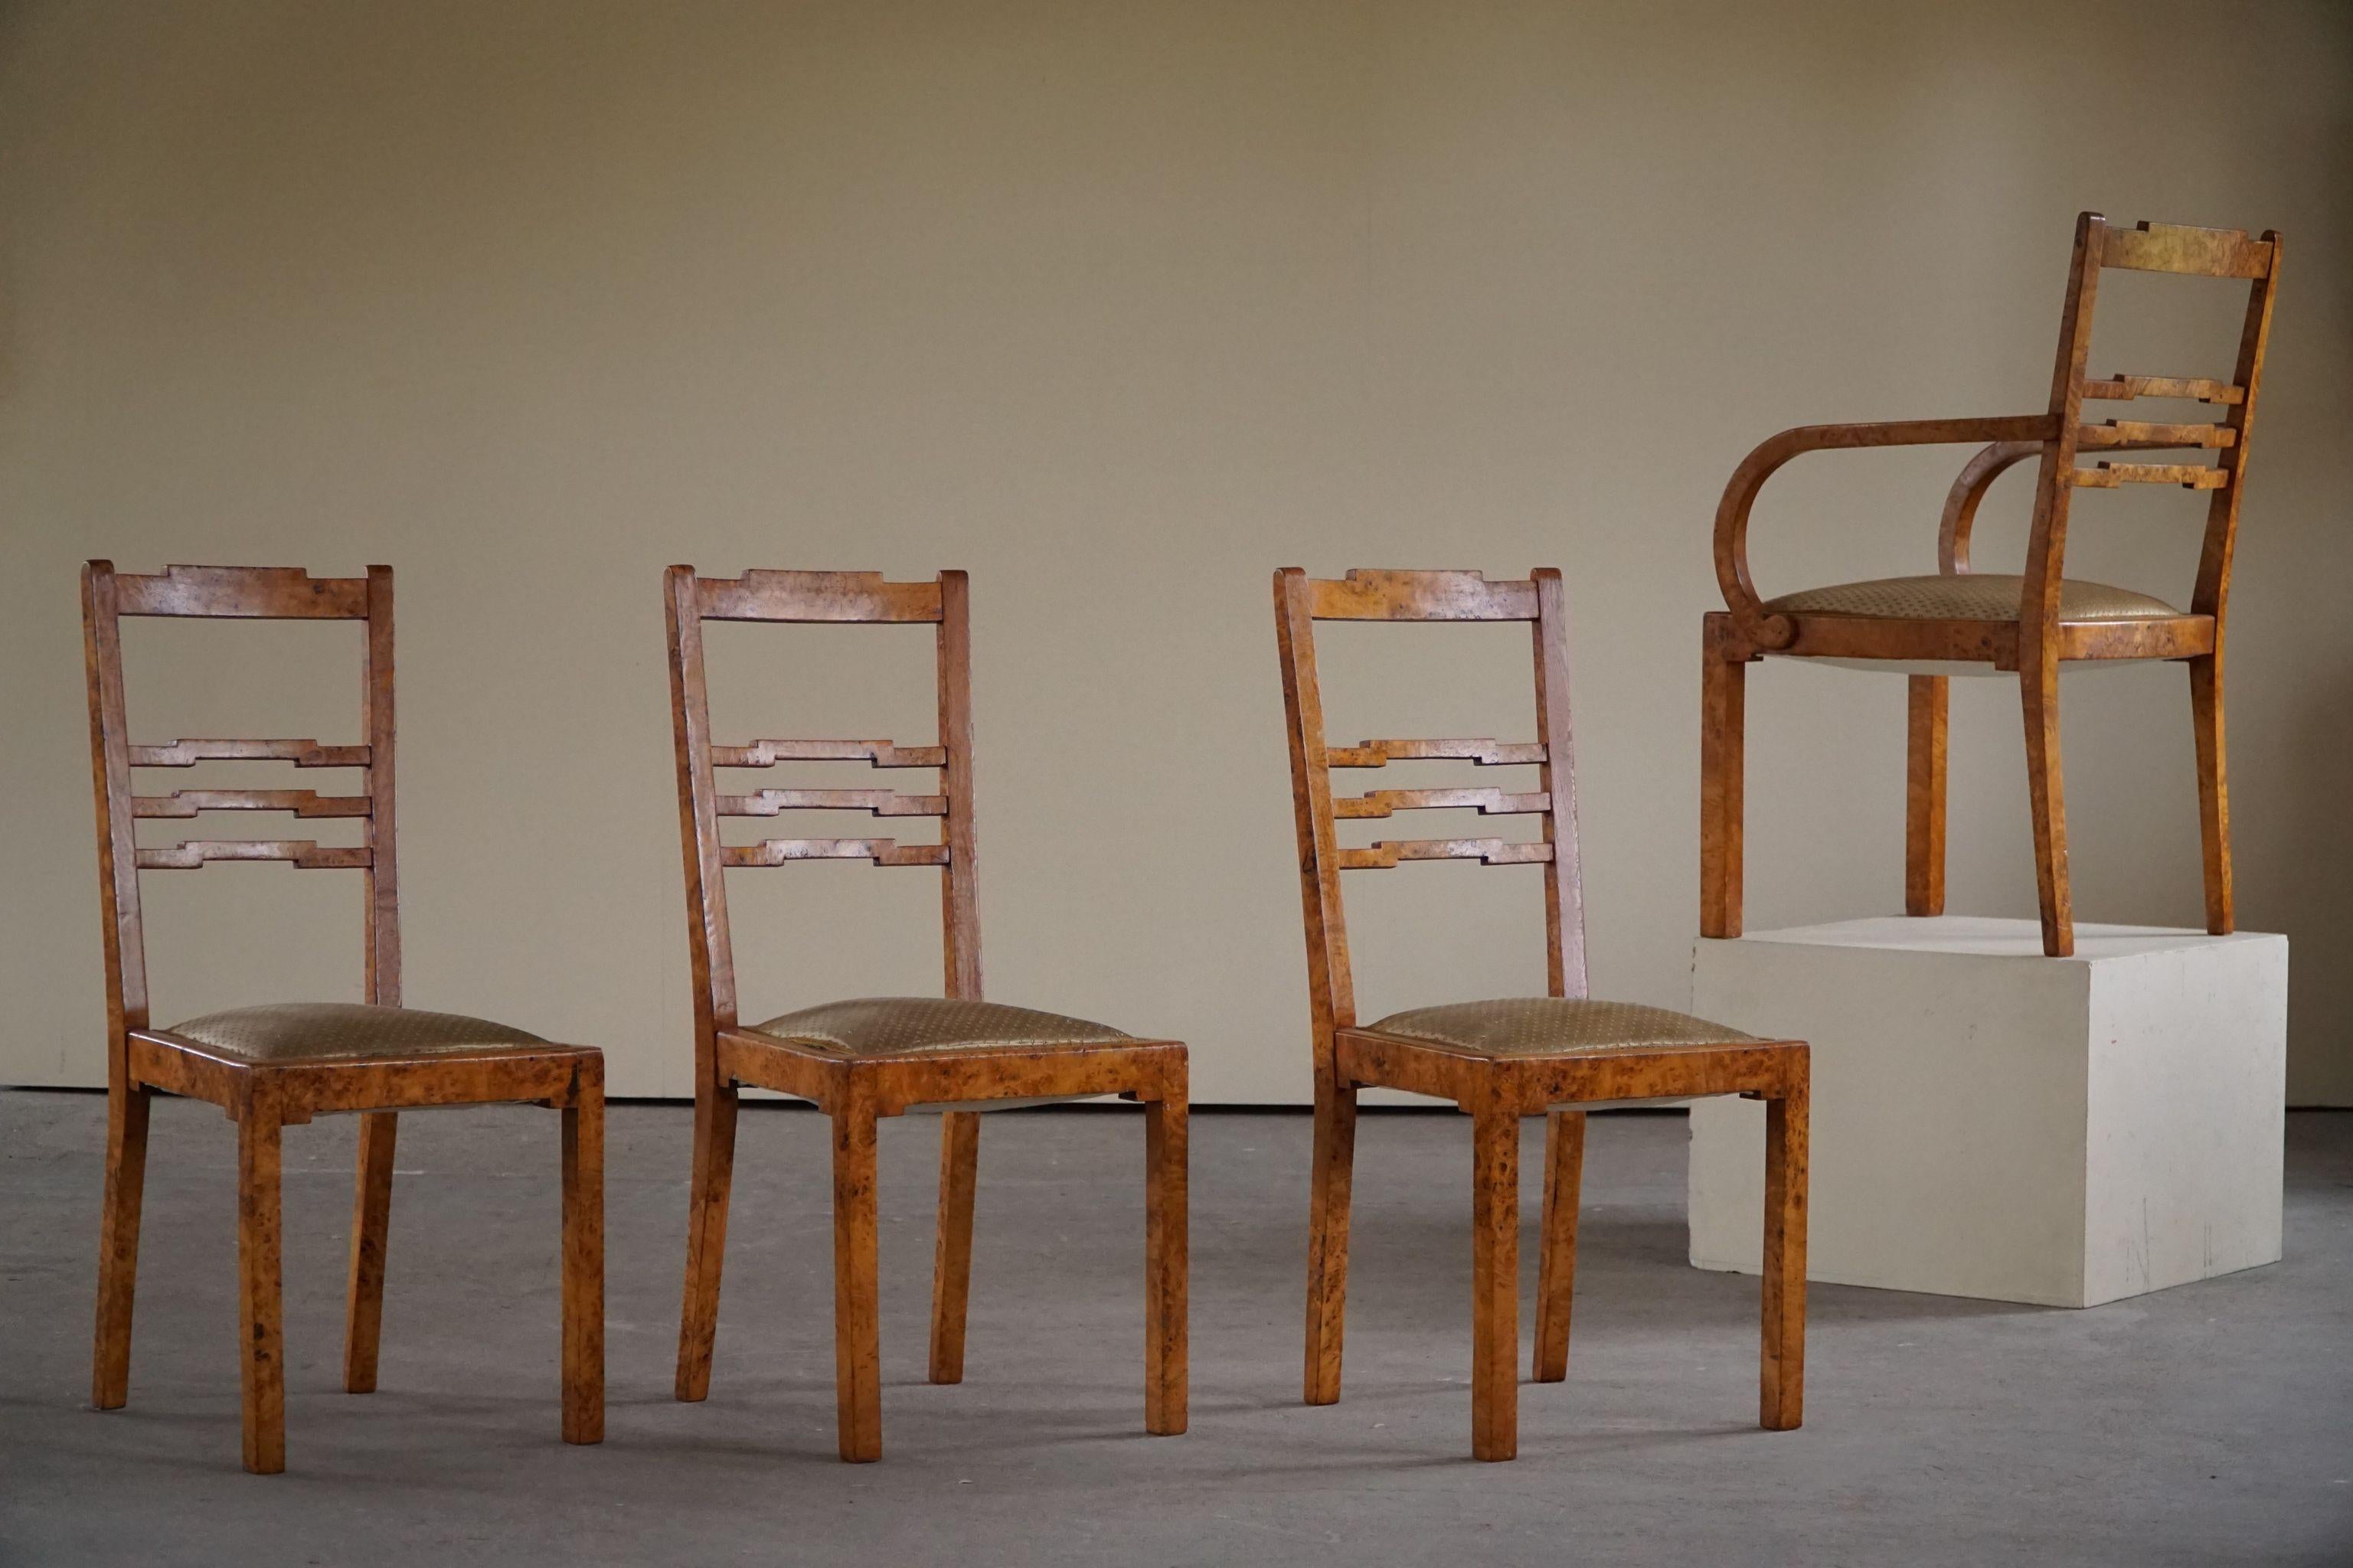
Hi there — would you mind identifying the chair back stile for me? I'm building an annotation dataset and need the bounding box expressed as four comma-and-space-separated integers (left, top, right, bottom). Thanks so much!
80, 561, 399, 1092
662, 567, 981, 1099
1273, 567, 1588, 1093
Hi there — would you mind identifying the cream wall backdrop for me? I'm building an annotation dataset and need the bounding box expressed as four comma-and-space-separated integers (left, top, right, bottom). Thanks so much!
5, 1, 2348, 1104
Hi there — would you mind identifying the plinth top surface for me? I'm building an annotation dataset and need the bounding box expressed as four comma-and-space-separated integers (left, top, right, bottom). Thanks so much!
1715, 915, 2284, 961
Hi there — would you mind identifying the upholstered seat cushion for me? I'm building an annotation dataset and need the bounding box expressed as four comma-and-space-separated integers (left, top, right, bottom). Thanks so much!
745, 997, 1132, 1057
159, 1001, 547, 1063
1363, 997, 1755, 1057
1763, 573, 2179, 623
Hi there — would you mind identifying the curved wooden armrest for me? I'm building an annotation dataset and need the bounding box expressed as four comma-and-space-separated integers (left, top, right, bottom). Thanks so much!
1936, 440, 2047, 573
1714, 414, 2059, 648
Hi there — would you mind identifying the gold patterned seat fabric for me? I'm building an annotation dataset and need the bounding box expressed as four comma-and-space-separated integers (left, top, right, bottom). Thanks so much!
160, 1001, 548, 1063
1763, 573, 2179, 623
746, 997, 1133, 1058
1364, 996, 1755, 1057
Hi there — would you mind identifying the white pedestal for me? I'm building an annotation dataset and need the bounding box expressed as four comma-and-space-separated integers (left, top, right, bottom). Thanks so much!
1687, 916, 2287, 1308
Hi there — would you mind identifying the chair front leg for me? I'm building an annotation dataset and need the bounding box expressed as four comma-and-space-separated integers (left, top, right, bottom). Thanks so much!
562, 1081, 606, 1446
1906, 675, 1949, 916
1532, 1109, 1583, 1383
2190, 652, 2233, 934
92, 1081, 152, 1410
237, 1094, 286, 1474
1761, 1082, 1809, 1431
675, 1080, 739, 1402
832, 1101, 883, 1462
1302, 1075, 1357, 1406
343, 1111, 397, 1393
1144, 1089, 1188, 1436
928, 1110, 980, 1385
2020, 654, 2075, 956
1701, 615, 1747, 939
1469, 1099, 1520, 1462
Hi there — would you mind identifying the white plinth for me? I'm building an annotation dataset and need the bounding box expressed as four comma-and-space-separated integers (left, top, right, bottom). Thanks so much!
1687, 916, 2286, 1308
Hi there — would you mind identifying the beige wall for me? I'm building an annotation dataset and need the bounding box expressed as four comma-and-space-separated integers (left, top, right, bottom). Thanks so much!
5, 1, 2348, 1104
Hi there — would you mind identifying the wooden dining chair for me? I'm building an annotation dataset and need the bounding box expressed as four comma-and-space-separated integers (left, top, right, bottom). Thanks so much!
1275, 567, 1809, 1461
663, 567, 1188, 1462
1704, 214, 2284, 958
80, 561, 603, 1475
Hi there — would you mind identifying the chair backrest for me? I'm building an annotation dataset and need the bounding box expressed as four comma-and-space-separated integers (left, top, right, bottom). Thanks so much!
2020, 214, 2283, 630
1273, 567, 1584, 1083
663, 568, 979, 1080
80, 562, 399, 1083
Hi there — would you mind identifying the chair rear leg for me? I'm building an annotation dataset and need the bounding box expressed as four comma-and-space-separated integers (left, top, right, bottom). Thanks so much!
1761, 1081, 1809, 1430
675, 1082, 739, 1401
1532, 1109, 1583, 1383
2190, 653, 2234, 934
1906, 675, 1948, 916
343, 1111, 397, 1393
237, 1097, 286, 1475
561, 1078, 605, 1446
1701, 616, 1747, 939
1469, 1101, 1520, 1462
832, 1102, 883, 1462
1144, 1089, 1189, 1436
928, 1111, 980, 1384
92, 1083, 151, 1410
1302, 1078, 1357, 1405
2020, 662, 2075, 957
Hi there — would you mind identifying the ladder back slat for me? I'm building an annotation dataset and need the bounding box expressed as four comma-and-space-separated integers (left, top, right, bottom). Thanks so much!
128, 740, 371, 768
720, 837, 950, 868
2081, 375, 2244, 405
1309, 570, 1539, 622
696, 570, 945, 624
715, 789, 946, 818
136, 841, 372, 871
132, 790, 371, 818
112, 565, 371, 619
1325, 738, 1547, 769
1332, 838, 1555, 870
2076, 421, 2235, 451
1333, 788, 1551, 820
2100, 222, 2273, 279
2071, 463, 2230, 490
711, 740, 947, 769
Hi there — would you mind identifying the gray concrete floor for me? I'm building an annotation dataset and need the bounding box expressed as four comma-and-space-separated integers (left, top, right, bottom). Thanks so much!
2, 1093, 2347, 1566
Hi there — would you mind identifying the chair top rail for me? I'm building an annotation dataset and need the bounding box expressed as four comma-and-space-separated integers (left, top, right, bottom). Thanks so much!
1307, 569, 1539, 622
112, 565, 371, 619
694, 570, 946, 624
2101, 221, 2273, 279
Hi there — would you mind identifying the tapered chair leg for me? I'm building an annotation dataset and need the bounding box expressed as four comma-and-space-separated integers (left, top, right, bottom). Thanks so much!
675, 1081, 739, 1401
832, 1103, 883, 1462
1302, 1079, 1358, 1406
91, 1083, 152, 1410
237, 1099, 286, 1475
562, 1083, 605, 1446
1906, 675, 1948, 916
2020, 660, 2075, 957
929, 1111, 980, 1385
343, 1111, 397, 1393
1144, 1090, 1189, 1435
1701, 616, 1747, 939
1469, 1102, 1520, 1462
1532, 1109, 1583, 1383
2190, 653, 2234, 935
1761, 1083, 1809, 1431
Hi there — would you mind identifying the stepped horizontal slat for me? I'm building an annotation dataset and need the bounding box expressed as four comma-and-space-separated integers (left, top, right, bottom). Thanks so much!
721, 838, 949, 868
2081, 375, 2243, 405
2072, 463, 2230, 490
711, 739, 946, 769
1326, 738, 1547, 769
2076, 421, 2235, 451
1335, 838, 1554, 870
1334, 788, 1551, 820
137, 840, 371, 871
128, 739, 371, 768
716, 788, 945, 818
133, 790, 370, 818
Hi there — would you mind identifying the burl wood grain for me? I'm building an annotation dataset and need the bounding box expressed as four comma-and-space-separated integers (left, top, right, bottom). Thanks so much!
1702, 214, 2282, 956
80, 560, 605, 1473
664, 566, 1188, 1460
1276, 566, 1809, 1459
